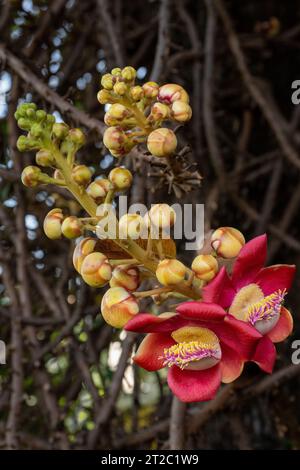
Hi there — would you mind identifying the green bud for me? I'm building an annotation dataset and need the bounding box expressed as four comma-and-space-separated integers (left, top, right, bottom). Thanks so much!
52, 123, 69, 139
67, 128, 86, 147
30, 123, 43, 138
17, 135, 32, 152
26, 108, 36, 119
111, 68, 122, 76
36, 110, 47, 122
17, 118, 31, 131
46, 114, 56, 126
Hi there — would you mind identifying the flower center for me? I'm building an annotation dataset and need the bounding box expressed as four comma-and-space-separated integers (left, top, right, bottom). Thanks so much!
229, 284, 286, 334
162, 326, 221, 370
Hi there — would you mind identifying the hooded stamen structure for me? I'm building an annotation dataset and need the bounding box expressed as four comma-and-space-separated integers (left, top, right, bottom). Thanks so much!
247, 289, 287, 326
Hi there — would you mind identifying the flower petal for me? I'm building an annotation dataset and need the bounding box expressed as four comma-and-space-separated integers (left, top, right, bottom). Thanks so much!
202, 267, 236, 308
220, 344, 244, 383
267, 307, 293, 343
125, 313, 185, 333
176, 301, 226, 322
231, 234, 267, 289
254, 265, 296, 296
167, 364, 221, 403
133, 333, 175, 371
205, 315, 262, 360
252, 336, 276, 373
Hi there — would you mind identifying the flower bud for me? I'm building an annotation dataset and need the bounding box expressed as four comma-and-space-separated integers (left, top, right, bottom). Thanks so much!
158, 84, 189, 104
101, 73, 114, 90
72, 165, 92, 186
104, 113, 119, 127
61, 216, 83, 239
113, 81, 127, 95
97, 89, 113, 104
147, 128, 177, 157
52, 123, 69, 139
119, 214, 146, 239
191, 254, 218, 281
121, 66, 136, 82
107, 103, 131, 121
108, 167, 132, 190
142, 81, 159, 99
67, 128, 86, 147
101, 286, 139, 328
110, 265, 140, 291
211, 227, 245, 259
17, 135, 34, 152
73, 237, 98, 273
111, 67, 122, 76
150, 102, 170, 121
103, 126, 127, 153
148, 203, 176, 229
156, 259, 186, 286
81, 252, 112, 287
86, 179, 112, 203
130, 86, 144, 101
53, 169, 63, 180
21, 166, 42, 187
30, 123, 43, 138
43, 208, 64, 239
171, 101, 192, 122
36, 149, 54, 167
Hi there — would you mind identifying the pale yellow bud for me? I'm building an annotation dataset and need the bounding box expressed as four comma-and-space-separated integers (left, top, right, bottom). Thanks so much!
158, 83, 189, 104
142, 81, 159, 99
103, 126, 127, 153
113, 82, 127, 95
130, 86, 144, 101
191, 254, 218, 281
110, 265, 140, 291
21, 166, 42, 187
73, 237, 98, 273
101, 73, 114, 90
121, 66, 137, 82
108, 167, 133, 190
97, 89, 113, 104
81, 252, 112, 287
119, 214, 146, 239
211, 227, 245, 259
150, 102, 170, 121
148, 203, 176, 229
61, 216, 83, 239
101, 286, 139, 328
72, 165, 92, 186
156, 259, 186, 286
86, 179, 113, 203
43, 208, 64, 240
111, 68, 122, 76
107, 103, 131, 121
36, 149, 54, 167
171, 101, 192, 122
147, 128, 177, 157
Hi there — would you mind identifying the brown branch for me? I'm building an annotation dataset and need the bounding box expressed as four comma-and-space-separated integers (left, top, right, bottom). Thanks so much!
169, 396, 186, 450
150, 0, 171, 81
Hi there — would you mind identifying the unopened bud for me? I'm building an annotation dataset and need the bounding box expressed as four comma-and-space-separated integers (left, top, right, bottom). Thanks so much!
97, 89, 113, 104
36, 149, 54, 167
111, 68, 122, 76
130, 86, 144, 101
72, 165, 92, 186
43, 208, 64, 240
107, 103, 131, 121
101, 73, 114, 90
156, 259, 186, 286
101, 286, 139, 328
171, 101, 192, 122
86, 179, 113, 203
119, 214, 146, 239
73, 237, 98, 273
21, 166, 42, 187
110, 265, 140, 291
142, 81, 159, 99
148, 203, 176, 230
52, 123, 69, 139
67, 128, 86, 147
191, 254, 218, 281
108, 167, 132, 190
113, 82, 127, 96
53, 169, 63, 180
121, 66, 136, 82
150, 102, 170, 121
61, 216, 83, 239
158, 84, 189, 104
147, 128, 177, 157
81, 252, 112, 287
211, 227, 245, 259
103, 126, 127, 153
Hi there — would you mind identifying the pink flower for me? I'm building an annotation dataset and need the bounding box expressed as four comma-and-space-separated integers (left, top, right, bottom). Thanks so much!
125, 302, 261, 402
203, 234, 295, 373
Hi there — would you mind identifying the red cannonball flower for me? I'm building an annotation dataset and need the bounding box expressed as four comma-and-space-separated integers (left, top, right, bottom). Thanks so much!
203, 234, 296, 373
125, 302, 261, 403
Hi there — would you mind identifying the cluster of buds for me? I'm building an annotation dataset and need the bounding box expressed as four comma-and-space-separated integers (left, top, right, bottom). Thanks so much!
97, 67, 192, 159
